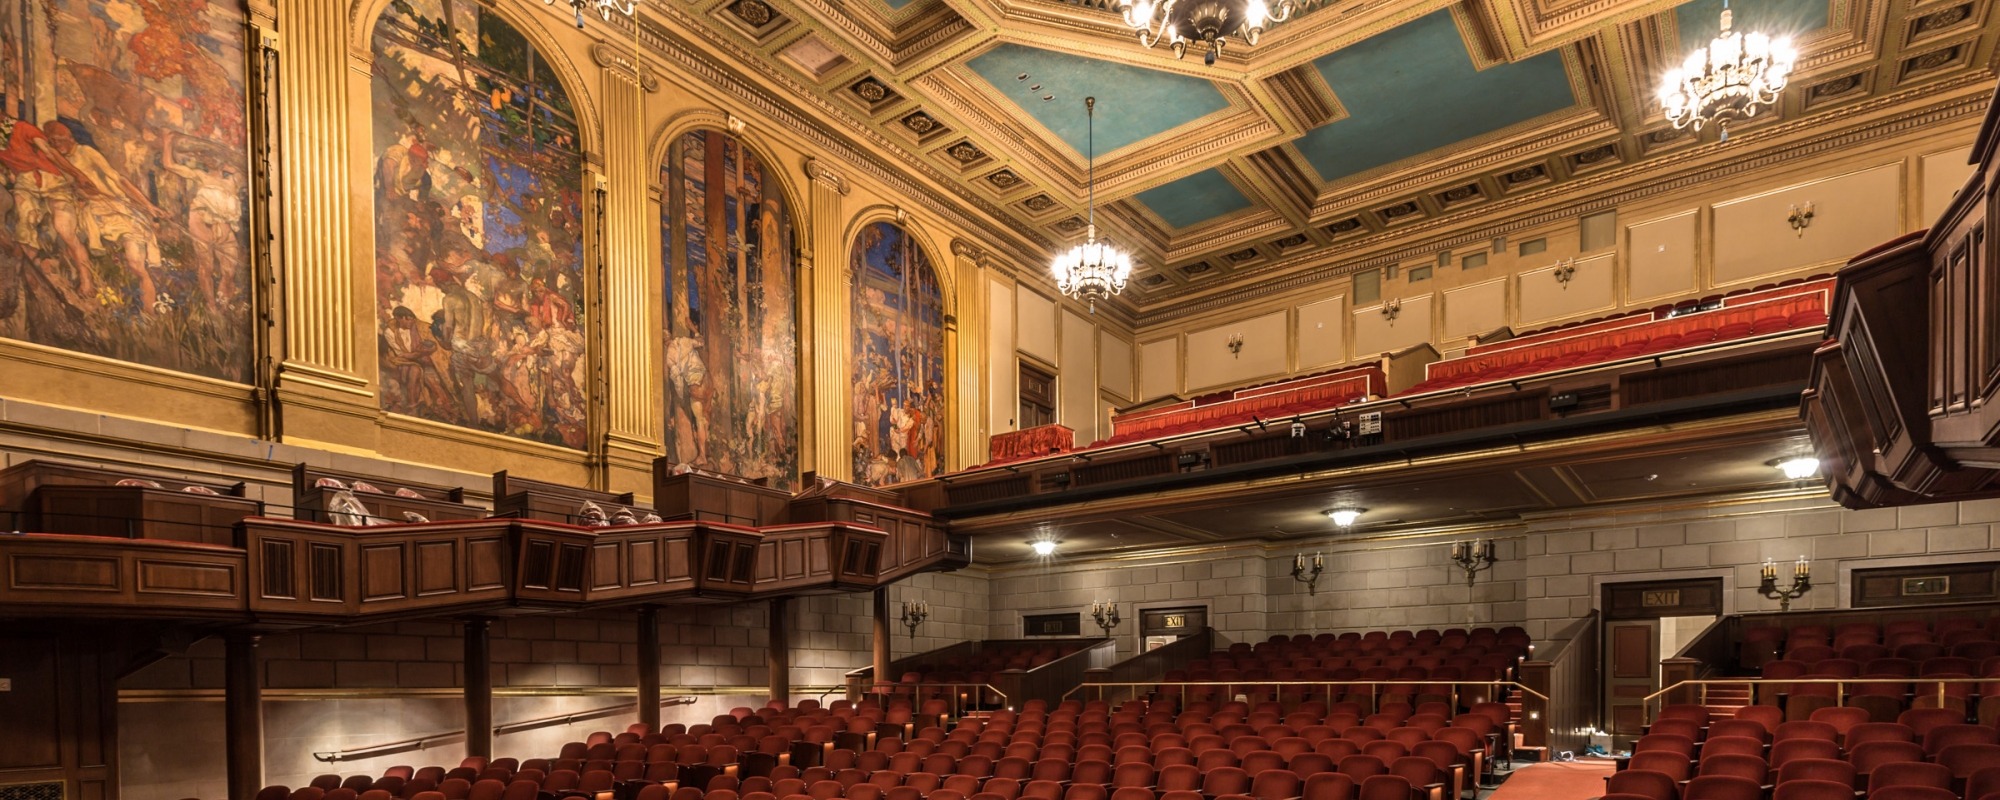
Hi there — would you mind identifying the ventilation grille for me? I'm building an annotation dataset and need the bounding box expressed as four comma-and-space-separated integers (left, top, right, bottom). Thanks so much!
0, 782, 65, 800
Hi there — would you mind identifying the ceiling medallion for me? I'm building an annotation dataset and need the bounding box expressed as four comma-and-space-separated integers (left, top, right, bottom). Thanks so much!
546, 0, 636, 29
1050, 98, 1134, 312
1120, 0, 1302, 65
1658, 0, 1796, 140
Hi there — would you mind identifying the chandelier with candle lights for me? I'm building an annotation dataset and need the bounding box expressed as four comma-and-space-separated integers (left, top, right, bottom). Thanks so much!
1116, 0, 1300, 64
1050, 97, 1134, 312
1658, 1, 1797, 139
546, 0, 636, 30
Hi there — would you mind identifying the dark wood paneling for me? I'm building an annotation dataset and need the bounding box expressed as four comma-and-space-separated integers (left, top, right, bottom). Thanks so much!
1603, 577, 1723, 620
1853, 561, 2000, 606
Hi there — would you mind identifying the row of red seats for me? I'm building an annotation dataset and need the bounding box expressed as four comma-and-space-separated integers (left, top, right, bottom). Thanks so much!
1621, 703, 2000, 800
1744, 618, 2000, 668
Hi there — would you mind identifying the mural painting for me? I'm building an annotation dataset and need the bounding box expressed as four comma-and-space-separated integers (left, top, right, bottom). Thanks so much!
663, 130, 799, 488
370, 0, 587, 449
0, 0, 252, 381
850, 220, 945, 487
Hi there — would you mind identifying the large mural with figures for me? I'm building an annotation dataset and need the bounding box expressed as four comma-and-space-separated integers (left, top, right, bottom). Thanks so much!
663, 130, 799, 488
850, 221, 945, 487
370, 0, 587, 449
0, 0, 251, 381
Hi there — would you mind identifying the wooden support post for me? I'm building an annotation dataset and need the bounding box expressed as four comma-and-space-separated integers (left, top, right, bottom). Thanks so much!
769, 596, 792, 705
464, 618, 493, 758
638, 606, 661, 731
872, 587, 892, 699
225, 633, 264, 800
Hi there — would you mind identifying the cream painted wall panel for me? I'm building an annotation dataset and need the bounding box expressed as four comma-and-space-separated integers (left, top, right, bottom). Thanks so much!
1922, 148, 1977, 222
1518, 253, 1615, 326
1099, 333, 1135, 401
1186, 311, 1288, 392
1017, 290, 1058, 363
1712, 163, 1901, 286
1352, 296, 1433, 357
1060, 310, 1098, 445
1296, 295, 1347, 370
1626, 211, 1699, 303
1139, 338, 1180, 399
987, 276, 1017, 435
1442, 279, 1508, 340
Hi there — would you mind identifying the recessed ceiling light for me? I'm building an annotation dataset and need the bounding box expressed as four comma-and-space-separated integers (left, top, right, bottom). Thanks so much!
1324, 507, 1365, 527
1032, 540, 1057, 556
1772, 456, 1819, 480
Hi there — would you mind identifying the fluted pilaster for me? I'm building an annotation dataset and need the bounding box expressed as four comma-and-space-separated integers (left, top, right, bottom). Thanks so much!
276, 0, 356, 383
594, 45, 660, 481
950, 241, 988, 471
805, 159, 851, 481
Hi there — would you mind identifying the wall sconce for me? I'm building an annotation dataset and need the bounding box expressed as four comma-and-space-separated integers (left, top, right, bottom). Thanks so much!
1290, 552, 1325, 595
1450, 539, 1497, 588
1760, 557, 1812, 611
1552, 259, 1577, 289
1226, 333, 1244, 358
900, 599, 930, 639
1787, 202, 1815, 237
1089, 599, 1121, 635
1380, 300, 1402, 324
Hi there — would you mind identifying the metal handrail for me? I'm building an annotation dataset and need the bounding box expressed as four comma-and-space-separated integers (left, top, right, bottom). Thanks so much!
1061, 679, 1549, 703
310, 694, 698, 763
1643, 677, 1991, 724
860, 682, 1010, 717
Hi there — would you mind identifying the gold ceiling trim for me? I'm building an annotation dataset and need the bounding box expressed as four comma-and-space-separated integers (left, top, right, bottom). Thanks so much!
1137, 73, 1993, 318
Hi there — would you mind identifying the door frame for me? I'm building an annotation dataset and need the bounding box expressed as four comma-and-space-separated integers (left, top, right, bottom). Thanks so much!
1597, 575, 1728, 739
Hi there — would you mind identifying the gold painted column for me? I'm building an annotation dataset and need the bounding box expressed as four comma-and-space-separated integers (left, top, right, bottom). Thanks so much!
272, 0, 377, 448
804, 160, 851, 482
949, 241, 989, 471
592, 45, 662, 494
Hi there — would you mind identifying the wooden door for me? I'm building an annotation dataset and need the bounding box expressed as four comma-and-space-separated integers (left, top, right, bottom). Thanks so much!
1604, 619, 1660, 737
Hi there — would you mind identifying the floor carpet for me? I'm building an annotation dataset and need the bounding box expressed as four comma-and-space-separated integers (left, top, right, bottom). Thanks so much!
1488, 759, 1617, 800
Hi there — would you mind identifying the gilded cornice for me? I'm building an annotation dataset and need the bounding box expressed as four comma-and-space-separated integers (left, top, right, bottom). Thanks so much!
1137, 72, 1995, 321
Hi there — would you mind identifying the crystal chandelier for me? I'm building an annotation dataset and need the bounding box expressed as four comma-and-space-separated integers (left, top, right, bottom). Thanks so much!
547, 0, 636, 29
1117, 0, 1298, 65
1658, 0, 1796, 139
1051, 97, 1134, 312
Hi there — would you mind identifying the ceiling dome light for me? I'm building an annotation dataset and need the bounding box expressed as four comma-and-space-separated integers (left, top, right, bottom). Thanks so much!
1324, 507, 1365, 527
1773, 456, 1819, 480
1658, 0, 1796, 140
1032, 540, 1058, 556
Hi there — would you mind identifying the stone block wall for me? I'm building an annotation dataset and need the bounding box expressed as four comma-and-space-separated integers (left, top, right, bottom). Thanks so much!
1263, 534, 1529, 635
983, 550, 1271, 660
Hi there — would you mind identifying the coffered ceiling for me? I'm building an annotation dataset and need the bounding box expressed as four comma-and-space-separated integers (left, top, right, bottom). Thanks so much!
653, 0, 1995, 313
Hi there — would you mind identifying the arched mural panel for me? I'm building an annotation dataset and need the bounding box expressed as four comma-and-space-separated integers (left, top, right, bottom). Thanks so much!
0, 0, 252, 381
849, 220, 945, 487
370, 0, 587, 449
662, 129, 798, 489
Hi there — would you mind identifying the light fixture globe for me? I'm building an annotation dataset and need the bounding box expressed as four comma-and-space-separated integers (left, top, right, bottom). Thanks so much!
1658, 2, 1796, 138
1119, 0, 1298, 64
1032, 540, 1058, 556
1773, 456, 1820, 480
1324, 507, 1365, 527
1051, 97, 1137, 311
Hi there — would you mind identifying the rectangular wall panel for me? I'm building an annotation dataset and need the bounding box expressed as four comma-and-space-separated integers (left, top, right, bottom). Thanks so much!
1296, 295, 1346, 370
1139, 338, 1179, 399
1712, 163, 1901, 285
1060, 310, 1098, 445
1921, 147, 1976, 223
1017, 290, 1057, 363
1626, 211, 1699, 303
1352, 296, 1433, 357
1518, 253, 1614, 326
1442, 279, 1507, 341
986, 276, 1016, 435
1099, 332, 1134, 401
1186, 310, 1288, 392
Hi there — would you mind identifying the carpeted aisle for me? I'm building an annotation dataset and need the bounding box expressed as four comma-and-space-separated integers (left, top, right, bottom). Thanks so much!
1488, 760, 1617, 800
